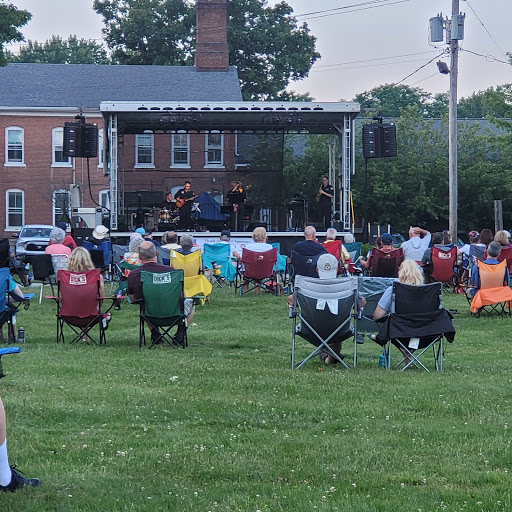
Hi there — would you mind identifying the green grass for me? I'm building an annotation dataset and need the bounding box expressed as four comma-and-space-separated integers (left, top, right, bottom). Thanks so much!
2, 287, 511, 511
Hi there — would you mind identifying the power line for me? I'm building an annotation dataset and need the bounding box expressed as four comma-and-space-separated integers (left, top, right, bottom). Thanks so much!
462, 0, 508, 58
294, 0, 410, 18
313, 50, 438, 69
295, 0, 414, 21
393, 51, 447, 86
461, 48, 511, 65
313, 57, 438, 73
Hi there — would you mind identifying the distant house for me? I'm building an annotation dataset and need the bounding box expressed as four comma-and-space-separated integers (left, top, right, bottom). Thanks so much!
0, 0, 242, 235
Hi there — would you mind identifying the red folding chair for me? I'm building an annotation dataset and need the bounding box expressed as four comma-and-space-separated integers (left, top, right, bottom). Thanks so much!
322, 240, 344, 275
430, 246, 459, 289
47, 269, 114, 345
235, 248, 278, 295
495, 245, 512, 275
368, 248, 404, 278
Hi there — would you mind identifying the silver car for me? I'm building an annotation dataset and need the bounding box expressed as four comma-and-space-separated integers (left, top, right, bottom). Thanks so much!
15, 225, 54, 260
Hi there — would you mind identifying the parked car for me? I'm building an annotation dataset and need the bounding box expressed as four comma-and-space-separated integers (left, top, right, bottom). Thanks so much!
15, 224, 54, 260
391, 233, 405, 248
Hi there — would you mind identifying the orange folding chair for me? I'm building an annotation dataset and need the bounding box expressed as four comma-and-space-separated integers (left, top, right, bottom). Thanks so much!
470, 260, 512, 317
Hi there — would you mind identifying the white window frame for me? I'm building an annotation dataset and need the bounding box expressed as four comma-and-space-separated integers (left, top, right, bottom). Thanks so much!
171, 131, 190, 168
6, 189, 24, 230
52, 127, 72, 167
98, 128, 104, 168
205, 131, 224, 168
135, 133, 154, 168
52, 189, 71, 226
5, 127, 26, 167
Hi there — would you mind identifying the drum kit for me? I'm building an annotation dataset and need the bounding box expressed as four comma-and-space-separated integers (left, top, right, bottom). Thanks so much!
156, 202, 201, 228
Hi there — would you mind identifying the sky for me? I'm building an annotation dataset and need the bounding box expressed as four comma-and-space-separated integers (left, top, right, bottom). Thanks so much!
5, 0, 512, 102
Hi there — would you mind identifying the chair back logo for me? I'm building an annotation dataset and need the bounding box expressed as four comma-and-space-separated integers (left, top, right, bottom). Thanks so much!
153, 272, 172, 284
438, 252, 452, 260
258, 255, 264, 260
69, 273, 87, 286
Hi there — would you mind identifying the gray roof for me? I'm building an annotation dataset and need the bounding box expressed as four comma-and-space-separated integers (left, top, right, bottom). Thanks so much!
0, 63, 242, 108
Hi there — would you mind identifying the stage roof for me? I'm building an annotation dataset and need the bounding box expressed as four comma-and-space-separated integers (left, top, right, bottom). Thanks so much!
100, 101, 360, 135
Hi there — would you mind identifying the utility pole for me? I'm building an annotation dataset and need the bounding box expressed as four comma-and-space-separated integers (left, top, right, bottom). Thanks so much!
448, 0, 459, 243
430, 3, 464, 242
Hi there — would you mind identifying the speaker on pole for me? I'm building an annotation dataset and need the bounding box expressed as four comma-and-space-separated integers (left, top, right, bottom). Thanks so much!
362, 123, 397, 158
63, 122, 98, 158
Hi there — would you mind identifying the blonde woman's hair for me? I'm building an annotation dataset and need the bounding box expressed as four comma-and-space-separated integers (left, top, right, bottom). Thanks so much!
252, 226, 267, 243
67, 247, 95, 272
398, 260, 424, 286
494, 230, 510, 246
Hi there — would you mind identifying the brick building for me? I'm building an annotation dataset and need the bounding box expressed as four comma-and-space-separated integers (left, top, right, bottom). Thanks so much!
0, 0, 242, 236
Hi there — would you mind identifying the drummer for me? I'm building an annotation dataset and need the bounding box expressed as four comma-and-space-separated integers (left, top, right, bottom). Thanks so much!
159, 191, 175, 212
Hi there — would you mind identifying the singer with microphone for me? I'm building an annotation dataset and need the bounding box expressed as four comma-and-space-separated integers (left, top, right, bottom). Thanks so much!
317, 176, 334, 231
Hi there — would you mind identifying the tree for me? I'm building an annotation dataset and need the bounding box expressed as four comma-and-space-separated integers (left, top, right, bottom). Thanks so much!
7, 35, 108, 64
353, 84, 449, 118
93, 0, 319, 100
0, 2, 31, 66
458, 85, 512, 118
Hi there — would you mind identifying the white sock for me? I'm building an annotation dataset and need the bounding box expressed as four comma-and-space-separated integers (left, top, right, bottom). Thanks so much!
0, 440, 11, 486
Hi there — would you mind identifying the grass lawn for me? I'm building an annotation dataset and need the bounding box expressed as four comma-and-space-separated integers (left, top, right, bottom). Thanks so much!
1, 285, 511, 511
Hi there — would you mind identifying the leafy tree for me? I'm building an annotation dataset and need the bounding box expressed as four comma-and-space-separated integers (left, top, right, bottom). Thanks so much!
353, 84, 449, 118
93, 0, 319, 100
458, 85, 512, 118
0, 2, 31, 66
7, 35, 108, 64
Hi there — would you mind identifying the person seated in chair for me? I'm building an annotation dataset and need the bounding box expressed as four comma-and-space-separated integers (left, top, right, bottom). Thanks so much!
494, 230, 511, 249
373, 260, 425, 365
322, 228, 350, 274
401, 226, 431, 262
420, 231, 452, 278
161, 231, 180, 250
175, 234, 198, 255
233, 227, 273, 260
49, 222, 77, 251
289, 225, 326, 260
287, 253, 365, 365
466, 241, 507, 298
127, 242, 193, 345
0, 389, 40, 492
44, 227, 71, 257
358, 233, 401, 270
0, 272, 26, 342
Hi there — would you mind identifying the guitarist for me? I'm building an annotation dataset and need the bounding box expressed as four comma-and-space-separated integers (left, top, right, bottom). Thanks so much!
175, 181, 195, 231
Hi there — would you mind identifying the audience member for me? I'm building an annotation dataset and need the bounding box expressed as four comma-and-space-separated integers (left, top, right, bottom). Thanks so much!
420, 231, 451, 277
467, 241, 507, 298
233, 227, 273, 260
143, 229, 161, 248
88, 225, 109, 246
0, 390, 40, 492
373, 260, 425, 365
288, 226, 327, 260
176, 234, 195, 255
48, 222, 76, 251
161, 231, 181, 250
358, 233, 401, 269
479, 228, 493, 247
494, 230, 510, 248
322, 228, 350, 274
44, 228, 72, 257
401, 226, 431, 261
123, 234, 144, 267
127, 242, 193, 345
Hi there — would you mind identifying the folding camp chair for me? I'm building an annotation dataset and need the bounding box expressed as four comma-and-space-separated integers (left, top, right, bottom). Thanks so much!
291, 275, 359, 370
374, 282, 456, 372
368, 248, 404, 278
170, 250, 212, 302
0, 346, 21, 379
289, 249, 322, 283
158, 246, 171, 266
30, 254, 55, 303
322, 240, 345, 275
356, 276, 397, 338
235, 248, 279, 295
47, 269, 114, 346
139, 269, 187, 349
0, 268, 31, 344
469, 260, 512, 317
82, 240, 112, 277
344, 242, 362, 263
202, 243, 236, 287
430, 246, 460, 290
0, 239, 26, 285
496, 245, 512, 274
272, 242, 288, 287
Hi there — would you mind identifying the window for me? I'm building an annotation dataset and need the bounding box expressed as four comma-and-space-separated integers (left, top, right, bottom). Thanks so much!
52, 127, 71, 166
53, 190, 70, 225
99, 189, 110, 210
6, 189, 24, 229
98, 129, 104, 168
135, 133, 154, 167
5, 127, 25, 166
172, 131, 190, 167
205, 132, 223, 167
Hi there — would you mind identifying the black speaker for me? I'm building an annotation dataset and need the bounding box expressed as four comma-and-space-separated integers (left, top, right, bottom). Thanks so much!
362, 123, 397, 158
63, 122, 98, 158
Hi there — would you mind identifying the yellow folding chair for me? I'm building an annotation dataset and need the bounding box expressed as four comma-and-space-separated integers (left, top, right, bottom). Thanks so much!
170, 250, 212, 303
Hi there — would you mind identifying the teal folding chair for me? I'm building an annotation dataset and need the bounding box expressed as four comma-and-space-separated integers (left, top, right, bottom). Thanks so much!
202, 243, 236, 287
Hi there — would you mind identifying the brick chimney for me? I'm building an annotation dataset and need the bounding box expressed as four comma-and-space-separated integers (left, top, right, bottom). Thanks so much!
195, 0, 229, 71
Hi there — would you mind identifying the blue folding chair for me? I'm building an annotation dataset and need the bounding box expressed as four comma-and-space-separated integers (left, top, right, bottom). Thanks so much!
202, 243, 236, 287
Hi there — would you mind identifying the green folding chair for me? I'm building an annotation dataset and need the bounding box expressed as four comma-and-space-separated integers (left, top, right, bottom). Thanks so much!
139, 269, 187, 349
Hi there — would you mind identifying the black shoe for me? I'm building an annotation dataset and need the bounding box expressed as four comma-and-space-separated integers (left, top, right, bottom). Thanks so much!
151, 330, 164, 345
0, 465, 41, 492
